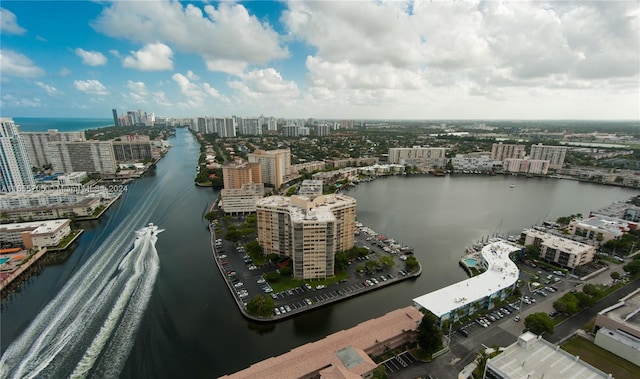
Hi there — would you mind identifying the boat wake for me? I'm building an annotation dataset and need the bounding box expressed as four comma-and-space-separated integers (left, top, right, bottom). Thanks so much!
0, 219, 163, 379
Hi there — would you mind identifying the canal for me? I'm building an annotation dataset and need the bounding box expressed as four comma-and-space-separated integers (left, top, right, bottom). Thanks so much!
0, 128, 637, 377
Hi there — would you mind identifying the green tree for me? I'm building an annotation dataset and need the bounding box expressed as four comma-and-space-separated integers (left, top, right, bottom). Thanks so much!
553, 293, 579, 315
371, 365, 387, 379
524, 312, 554, 335
245, 241, 263, 256
611, 272, 621, 280
623, 259, 640, 276
246, 295, 275, 317
524, 245, 540, 261
405, 256, 419, 271
379, 256, 394, 267
264, 271, 280, 283
417, 310, 443, 357
279, 266, 292, 277
582, 283, 602, 297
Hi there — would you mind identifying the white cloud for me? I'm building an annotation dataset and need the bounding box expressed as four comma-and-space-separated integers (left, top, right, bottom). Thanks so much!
0, 49, 44, 78
74, 79, 109, 95
125, 80, 149, 103
35, 81, 62, 96
123, 43, 173, 71
172, 72, 226, 108
0, 8, 26, 35
92, 1, 288, 73
58, 67, 71, 77
1, 94, 42, 108
232, 68, 299, 95
278, 0, 639, 119
75, 48, 107, 66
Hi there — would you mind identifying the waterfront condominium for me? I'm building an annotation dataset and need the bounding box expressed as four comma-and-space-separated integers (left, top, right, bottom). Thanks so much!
387, 146, 448, 171
247, 148, 291, 189
491, 142, 526, 162
529, 143, 568, 170
222, 161, 263, 190
256, 193, 356, 280
1, 118, 36, 192
47, 140, 117, 174
20, 129, 86, 168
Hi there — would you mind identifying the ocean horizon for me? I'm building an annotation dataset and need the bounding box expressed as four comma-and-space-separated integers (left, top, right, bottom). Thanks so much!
13, 117, 114, 133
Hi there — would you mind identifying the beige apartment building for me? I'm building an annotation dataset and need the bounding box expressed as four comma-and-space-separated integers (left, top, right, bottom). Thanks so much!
529, 143, 567, 170
521, 228, 595, 269
256, 193, 356, 279
222, 161, 262, 190
491, 142, 526, 161
388, 147, 447, 171
247, 148, 290, 188
220, 183, 264, 214
0, 219, 71, 249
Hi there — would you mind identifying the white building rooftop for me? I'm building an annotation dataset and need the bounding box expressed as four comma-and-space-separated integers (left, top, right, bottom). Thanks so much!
413, 240, 520, 318
1, 219, 70, 234
488, 332, 612, 379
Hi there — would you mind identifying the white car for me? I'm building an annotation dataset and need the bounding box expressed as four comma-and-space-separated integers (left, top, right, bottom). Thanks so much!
234, 282, 244, 288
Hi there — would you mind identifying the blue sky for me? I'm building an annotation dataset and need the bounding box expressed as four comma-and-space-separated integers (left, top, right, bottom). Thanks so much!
1, 1, 638, 120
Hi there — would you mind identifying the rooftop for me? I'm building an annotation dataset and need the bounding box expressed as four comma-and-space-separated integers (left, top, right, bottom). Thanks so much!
413, 240, 520, 318
598, 288, 640, 338
220, 306, 423, 379
487, 332, 612, 379
0, 219, 70, 234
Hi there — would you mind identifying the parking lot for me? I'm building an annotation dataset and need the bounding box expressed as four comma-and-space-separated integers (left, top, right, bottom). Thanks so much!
210, 212, 421, 320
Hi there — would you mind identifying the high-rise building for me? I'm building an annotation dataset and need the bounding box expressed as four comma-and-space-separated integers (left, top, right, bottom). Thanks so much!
529, 143, 567, 170
21, 129, 86, 168
256, 193, 356, 279
47, 141, 117, 174
112, 108, 119, 126
112, 135, 153, 162
222, 161, 262, 190
491, 142, 526, 161
1, 118, 36, 192
247, 149, 291, 188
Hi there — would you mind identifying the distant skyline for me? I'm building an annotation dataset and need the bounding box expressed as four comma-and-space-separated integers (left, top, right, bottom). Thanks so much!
1, 1, 638, 120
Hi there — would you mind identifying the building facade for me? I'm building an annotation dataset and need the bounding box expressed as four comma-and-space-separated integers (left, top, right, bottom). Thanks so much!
222, 161, 262, 190
491, 142, 526, 162
567, 215, 636, 244
256, 193, 356, 279
521, 228, 596, 269
529, 143, 567, 170
503, 158, 550, 175
47, 141, 117, 174
593, 288, 640, 366
1, 118, 36, 192
21, 129, 86, 168
112, 135, 153, 162
0, 190, 102, 222
247, 149, 290, 188
388, 147, 447, 171
0, 219, 71, 249
451, 154, 497, 172
220, 183, 264, 214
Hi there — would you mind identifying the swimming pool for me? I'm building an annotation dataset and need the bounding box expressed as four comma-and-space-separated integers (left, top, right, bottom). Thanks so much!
0, 257, 10, 265
464, 258, 478, 267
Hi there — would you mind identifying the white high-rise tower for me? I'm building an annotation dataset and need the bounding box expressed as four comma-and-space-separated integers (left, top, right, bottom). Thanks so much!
1, 118, 36, 192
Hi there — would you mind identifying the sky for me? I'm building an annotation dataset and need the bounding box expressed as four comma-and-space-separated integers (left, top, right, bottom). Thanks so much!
1, 1, 639, 120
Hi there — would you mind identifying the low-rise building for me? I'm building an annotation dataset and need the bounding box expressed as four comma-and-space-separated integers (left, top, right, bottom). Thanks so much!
521, 228, 596, 269
312, 167, 359, 185
484, 332, 612, 379
568, 215, 637, 244
413, 240, 520, 324
0, 190, 103, 222
593, 288, 640, 366
220, 183, 264, 214
289, 161, 325, 174
297, 180, 323, 197
0, 219, 71, 249
220, 306, 423, 379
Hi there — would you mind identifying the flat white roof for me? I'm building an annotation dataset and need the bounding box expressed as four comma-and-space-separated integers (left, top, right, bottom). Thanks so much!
488, 333, 611, 379
1, 219, 70, 234
412, 240, 520, 318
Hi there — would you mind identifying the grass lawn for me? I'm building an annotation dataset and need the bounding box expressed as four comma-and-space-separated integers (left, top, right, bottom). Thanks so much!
561, 336, 640, 379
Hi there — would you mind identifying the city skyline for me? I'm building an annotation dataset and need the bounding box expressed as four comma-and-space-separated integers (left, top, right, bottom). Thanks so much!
1, 1, 639, 120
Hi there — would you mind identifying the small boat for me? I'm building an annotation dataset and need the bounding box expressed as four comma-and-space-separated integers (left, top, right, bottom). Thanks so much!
509, 184, 515, 188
